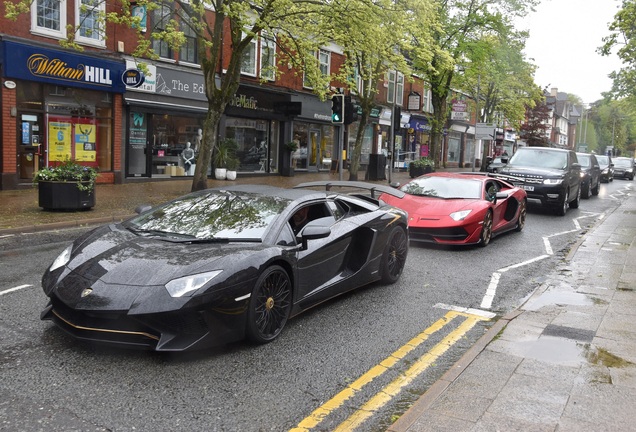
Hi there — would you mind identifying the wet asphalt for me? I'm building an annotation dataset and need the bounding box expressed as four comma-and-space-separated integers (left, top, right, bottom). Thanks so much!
1, 169, 635, 431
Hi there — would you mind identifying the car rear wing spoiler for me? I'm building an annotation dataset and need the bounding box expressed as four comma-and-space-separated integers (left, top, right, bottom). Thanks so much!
456, 172, 526, 184
295, 181, 406, 199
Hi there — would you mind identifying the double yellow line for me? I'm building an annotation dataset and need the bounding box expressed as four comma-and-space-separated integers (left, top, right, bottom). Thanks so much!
290, 310, 491, 432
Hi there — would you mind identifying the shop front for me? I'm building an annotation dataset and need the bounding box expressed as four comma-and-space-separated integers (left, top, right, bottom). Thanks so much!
290, 93, 336, 172
124, 61, 208, 178
0, 39, 126, 189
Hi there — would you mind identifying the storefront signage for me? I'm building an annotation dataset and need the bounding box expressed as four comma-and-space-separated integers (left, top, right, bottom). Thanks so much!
451, 99, 470, 121
122, 68, 145, 88
125, 60, 211, 101
2, 41, 126, 93
408, 92, 421, 111
4, 80, 16, 89
229, 94, 258, 110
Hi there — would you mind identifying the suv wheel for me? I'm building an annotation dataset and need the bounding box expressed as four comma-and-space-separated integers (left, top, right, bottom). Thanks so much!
569, 185, 581, 209
556, 189, 569, 216
592, 178, 600, 195
582, 180, 591, 199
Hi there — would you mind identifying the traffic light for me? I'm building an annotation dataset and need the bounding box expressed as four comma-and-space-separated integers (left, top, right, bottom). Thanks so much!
393, 105, 402, 131
344, 95, 359, 125
331, 94, 344, 124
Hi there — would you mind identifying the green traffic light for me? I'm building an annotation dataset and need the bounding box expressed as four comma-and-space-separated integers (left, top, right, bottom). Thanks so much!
332, 113, 342, 122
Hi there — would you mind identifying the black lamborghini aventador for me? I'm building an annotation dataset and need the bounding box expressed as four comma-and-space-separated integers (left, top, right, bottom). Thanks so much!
41, 182, 408, 351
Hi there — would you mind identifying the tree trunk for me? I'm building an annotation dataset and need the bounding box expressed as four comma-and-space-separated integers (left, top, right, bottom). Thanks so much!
191, 110, 222, 192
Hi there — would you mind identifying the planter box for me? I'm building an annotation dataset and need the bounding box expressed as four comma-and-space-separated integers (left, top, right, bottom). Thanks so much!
409, 163, 434, 178
38, 181, 95, 211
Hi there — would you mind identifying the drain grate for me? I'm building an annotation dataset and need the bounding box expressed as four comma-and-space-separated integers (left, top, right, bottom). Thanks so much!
542, 324, 595, 343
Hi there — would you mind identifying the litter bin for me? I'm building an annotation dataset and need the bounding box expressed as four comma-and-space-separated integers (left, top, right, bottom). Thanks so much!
367, 154, 386, 180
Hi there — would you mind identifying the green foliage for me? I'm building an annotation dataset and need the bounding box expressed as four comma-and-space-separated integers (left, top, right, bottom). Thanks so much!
285, 141, 299, 152
411, 157, 435, 168
212, 138, 239, 168
33, 159, 98, 192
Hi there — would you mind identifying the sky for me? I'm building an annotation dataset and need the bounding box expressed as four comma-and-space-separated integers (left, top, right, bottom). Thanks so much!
515, 0, 624, 104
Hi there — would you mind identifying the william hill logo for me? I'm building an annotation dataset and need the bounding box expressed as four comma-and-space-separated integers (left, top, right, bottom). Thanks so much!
27, 54, 113, 85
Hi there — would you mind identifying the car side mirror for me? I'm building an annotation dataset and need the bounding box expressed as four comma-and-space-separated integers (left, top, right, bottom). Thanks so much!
390, 181, 401, 189
299, 225, 331, 249
135, 205, 152, 214
501, 157, 509, 163
572, 163, 581, 170
495, 192, 509, 200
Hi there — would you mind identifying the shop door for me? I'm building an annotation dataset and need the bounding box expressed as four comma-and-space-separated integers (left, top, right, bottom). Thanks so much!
18, 114, 44, 180
308, 129, 321, 172
128, 111, 149, 176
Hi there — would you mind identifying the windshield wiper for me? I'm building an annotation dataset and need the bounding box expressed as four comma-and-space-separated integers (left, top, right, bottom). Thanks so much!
128, 227, 196, 239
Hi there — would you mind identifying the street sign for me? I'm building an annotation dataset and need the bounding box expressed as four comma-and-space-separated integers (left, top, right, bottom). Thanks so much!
476, 123, 495, 139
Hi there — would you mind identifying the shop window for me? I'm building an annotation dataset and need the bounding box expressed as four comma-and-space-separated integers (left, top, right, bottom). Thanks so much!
32, 0, 67, 39
151, 4, 173, 59
76, 0, 105, 47
260, 33, 276, 81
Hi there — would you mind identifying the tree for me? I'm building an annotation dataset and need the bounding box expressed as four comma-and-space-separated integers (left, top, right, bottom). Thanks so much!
6, 0, 333, 191
410, 0, 539, 167
318, 0, 437, 180
600, 0, 636, 100
519, 98, 550, 147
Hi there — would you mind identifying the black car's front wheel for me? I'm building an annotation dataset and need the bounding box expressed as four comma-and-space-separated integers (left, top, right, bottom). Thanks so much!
246, 265, 292, 344
381, 226, 408, 284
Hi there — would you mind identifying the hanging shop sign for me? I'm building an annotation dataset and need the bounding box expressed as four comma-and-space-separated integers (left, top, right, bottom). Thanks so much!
2, 41, 126, 93
122, 68, 145, 88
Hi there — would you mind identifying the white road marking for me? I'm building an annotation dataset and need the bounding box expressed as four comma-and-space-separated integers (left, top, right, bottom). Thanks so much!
434, 303, 496, 319
480, 211, 603, 309
0, 284, 33, 296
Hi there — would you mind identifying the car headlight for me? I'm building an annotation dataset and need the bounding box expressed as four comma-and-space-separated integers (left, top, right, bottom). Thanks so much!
579, 172, 587, 178
165, 270, 223, 298
50, 245, 73, 271
543, 178, 563, 185
450, 210, 472, 221
602, 168, 609, 174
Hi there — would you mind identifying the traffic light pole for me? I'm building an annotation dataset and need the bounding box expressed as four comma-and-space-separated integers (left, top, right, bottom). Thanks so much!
339, 125, 344, 181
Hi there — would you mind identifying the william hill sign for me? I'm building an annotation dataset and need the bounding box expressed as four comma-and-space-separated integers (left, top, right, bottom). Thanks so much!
2, 41, 126, 93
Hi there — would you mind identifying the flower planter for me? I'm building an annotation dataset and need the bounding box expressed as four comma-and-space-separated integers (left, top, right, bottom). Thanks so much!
409, 163, 434, 178
214, 168, 227, 180
38, 181, 95, 211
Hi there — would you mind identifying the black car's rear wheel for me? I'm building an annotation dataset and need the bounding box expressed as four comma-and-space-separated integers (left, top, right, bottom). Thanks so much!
246, 265, 291, 344
569, 185, 581, 209
381, 226, 408, 284
478, 210, 493, 247
556, 189, 569, 216
582, 179, 591, 199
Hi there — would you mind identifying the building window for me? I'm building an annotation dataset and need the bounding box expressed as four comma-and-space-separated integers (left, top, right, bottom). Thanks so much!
260, 33, 276, 81
303, 49, 331, 88
179, 12, 197, 64
387, 70, 404, 105
151, 4, 173, 59
76, 0, 105, 46
240, 33, 258, 76
422, 87, 430, 112
32, 0, 67, 39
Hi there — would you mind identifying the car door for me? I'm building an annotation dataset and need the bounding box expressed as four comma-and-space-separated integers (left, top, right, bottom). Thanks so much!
567, 151, 581, 197
290, 201, 353, 305
485, 180, 510, 231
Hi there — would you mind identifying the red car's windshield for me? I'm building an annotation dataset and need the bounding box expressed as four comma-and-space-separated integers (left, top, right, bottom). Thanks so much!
400, 176, 482, 199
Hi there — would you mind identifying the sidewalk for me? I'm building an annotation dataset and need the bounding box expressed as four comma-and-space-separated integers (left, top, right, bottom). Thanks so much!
2, 171, 635, 431
0, 170, 413, 233
390, 189, 636, 431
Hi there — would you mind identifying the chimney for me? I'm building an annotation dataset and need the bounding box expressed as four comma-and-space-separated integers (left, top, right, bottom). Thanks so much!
551, 87, 558, 97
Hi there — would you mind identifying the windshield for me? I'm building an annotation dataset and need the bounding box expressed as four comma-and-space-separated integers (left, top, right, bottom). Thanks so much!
596, 155, 609, 166
400, 176, 482, 199
614, 158, 633, 168
577, 154, 591, 168
126, 190, 292, 240
508, 149, 568, 169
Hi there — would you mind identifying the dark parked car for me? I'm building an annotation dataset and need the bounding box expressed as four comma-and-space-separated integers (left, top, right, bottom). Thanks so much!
576, 152, 601, 198
612, 157, 635, 180
499, 146, 581, 216
485, 156, 509, 173
596, 154, 614, 182
40, 183, 409, 351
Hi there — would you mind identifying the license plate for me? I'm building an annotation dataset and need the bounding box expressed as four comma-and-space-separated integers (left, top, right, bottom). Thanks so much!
522, 185, 534, 192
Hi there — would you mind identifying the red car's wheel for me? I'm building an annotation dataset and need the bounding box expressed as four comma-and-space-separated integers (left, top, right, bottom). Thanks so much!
515, 199, 527, 232
478, 210, 493, 247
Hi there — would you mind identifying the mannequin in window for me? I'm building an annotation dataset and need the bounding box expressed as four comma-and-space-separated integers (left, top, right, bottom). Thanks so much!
181, 142, 196, 175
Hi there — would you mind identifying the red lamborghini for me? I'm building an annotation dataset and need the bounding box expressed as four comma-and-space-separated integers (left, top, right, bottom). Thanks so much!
381, 172, 527, 247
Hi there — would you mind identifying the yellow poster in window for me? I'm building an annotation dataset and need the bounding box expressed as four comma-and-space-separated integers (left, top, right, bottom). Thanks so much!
75, 122, 97, 162
48, 122, 72, 162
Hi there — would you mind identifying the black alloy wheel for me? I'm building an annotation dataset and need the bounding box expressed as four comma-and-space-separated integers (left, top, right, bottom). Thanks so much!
582, 179, 591, 199
381, 226, 408, 284
478, 210, 493, 247
592, 178, 600, 195
556, 189, 569, 216
515, 199, 527, 232
569, 185, 581, 209
246, 265, 292, 344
